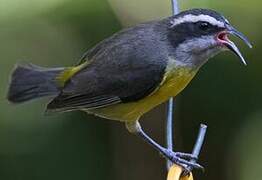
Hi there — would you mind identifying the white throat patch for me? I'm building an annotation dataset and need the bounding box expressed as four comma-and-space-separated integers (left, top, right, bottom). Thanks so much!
171, 14, 225, 28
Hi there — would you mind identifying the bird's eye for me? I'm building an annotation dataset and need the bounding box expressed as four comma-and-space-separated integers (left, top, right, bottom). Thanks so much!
198, 22, 210, 31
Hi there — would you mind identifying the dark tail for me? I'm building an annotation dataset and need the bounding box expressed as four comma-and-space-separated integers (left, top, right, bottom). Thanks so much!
7, 63, 64, 103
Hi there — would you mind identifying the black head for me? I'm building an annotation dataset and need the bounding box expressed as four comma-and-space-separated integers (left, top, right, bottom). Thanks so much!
165, 8, 252, 66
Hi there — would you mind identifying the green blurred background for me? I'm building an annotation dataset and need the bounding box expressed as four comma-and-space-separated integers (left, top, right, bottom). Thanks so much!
0, 0, 261, 179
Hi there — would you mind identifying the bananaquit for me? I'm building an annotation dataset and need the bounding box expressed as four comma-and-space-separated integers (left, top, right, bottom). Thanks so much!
7, 9, 252, 170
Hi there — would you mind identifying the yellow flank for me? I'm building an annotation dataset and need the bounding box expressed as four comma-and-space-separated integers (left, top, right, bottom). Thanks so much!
56, 62, 87, 86
88, 66, 198, 122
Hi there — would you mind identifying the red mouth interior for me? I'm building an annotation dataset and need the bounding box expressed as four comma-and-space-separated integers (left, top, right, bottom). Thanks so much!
217, 32, 229, 43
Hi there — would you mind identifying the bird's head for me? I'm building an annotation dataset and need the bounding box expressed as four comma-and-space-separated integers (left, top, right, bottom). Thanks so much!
166, 8, 252, 67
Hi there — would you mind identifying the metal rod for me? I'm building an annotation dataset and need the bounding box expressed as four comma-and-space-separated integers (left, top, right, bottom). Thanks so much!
188, 124, 207, 171
166, 98, 174, 169
166, 0, 180, 170
171, 0, 180, 15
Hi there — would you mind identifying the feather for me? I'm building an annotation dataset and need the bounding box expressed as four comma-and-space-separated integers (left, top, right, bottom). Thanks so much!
46, 94, 121, 112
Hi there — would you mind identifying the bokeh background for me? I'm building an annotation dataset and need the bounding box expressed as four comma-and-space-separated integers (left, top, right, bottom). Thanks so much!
0, 0, 261, 179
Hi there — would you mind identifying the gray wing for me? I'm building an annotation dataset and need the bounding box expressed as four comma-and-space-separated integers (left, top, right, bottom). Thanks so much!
47, 22, 168, 112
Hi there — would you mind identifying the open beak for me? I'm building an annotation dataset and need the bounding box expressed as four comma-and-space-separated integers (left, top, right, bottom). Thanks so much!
217, 25, 252, 65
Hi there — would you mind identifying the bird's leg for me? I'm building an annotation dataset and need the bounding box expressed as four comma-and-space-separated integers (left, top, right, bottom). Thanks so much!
125, 121, 203, 172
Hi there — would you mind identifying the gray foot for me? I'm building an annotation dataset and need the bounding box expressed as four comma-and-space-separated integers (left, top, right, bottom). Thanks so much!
163, 149, 204, 174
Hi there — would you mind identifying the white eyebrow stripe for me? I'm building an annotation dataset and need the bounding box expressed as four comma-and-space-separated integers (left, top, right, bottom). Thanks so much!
171, 14, 225, 28
224, 18, 229, 24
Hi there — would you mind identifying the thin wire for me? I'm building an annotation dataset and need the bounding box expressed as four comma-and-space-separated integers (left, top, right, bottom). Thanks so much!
182, 124, 207, 175
166, 98, 174, 169
171, 0, 180, 15
191, 124, 207, 161
166, 0, 180, 170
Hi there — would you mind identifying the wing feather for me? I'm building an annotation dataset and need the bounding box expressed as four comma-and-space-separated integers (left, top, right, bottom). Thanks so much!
46, 22, 167, 113
47, 94, 121, 112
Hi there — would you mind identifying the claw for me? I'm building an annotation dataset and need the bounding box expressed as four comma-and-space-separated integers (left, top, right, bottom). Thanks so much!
173, 157, 204, 170
174, 152, 198, 160
163, 149, 204, 175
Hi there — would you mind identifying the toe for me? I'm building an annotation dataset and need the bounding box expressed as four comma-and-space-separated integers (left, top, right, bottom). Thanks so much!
175, 158, 204, 170
175, 152, 198, 160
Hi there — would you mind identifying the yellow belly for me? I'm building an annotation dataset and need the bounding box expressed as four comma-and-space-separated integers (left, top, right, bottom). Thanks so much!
88, 67, 198, 122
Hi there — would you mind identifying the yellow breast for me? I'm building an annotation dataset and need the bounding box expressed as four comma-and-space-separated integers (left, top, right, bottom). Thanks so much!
88, 66, 198, 122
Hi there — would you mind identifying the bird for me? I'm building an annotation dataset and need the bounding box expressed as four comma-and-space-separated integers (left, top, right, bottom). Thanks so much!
7, 8, 252, 172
